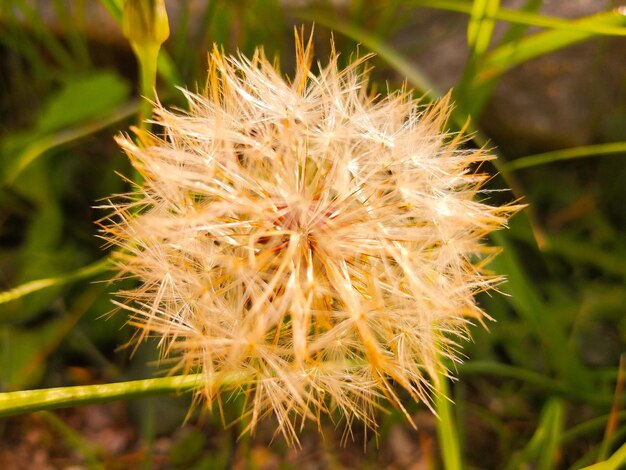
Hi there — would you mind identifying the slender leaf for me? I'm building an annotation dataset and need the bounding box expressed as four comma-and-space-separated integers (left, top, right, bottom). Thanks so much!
512, 233, 626, 279
0, 257, 111, 305
3, 101, 138, 185
436, 369, 463, 470
459, 362, 616, 405
489, 232, 591, 390
504, 399, 564, 470
499, 0, 543, 45
479, 10, 626, 83
504, 142, 626, 171
0, 374, 204, 417
598, 355, 626, 461
409, 1, 626, 37
10, 0, 75, 69
468, 0, 500, 57
36, 72, 130, 134
582, 441, 626, 470
98, 0, 122, 20
561, 411, 626, 444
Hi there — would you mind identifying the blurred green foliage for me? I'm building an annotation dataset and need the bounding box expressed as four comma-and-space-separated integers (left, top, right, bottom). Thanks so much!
0, 0, 625, 468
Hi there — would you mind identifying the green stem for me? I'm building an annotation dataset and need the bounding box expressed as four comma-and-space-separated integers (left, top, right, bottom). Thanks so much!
4, 101, 138, 185
459, 361, 616, 405
560, 411, 626, 444
435, 371, 463, 470
136, 45, 159, 132
503, 142, 626, 171
0, 374, 203, 417
0, 256, 112, 305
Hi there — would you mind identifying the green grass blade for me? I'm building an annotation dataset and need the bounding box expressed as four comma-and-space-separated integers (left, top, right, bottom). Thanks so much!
410, 2, 626, 115
507, 225, 626, 279
479, 9, 626, 83
505, 399, 564, 470
510, 233, 626, 279
538, 400, 564, 470
410, 1, 626, 37
11, 0, 76, 70
0, 374, 204, 417
489, 231, 591, 390
409, 0, 473, 14
582, 441, 626, 470
459, 362, 617, 405
98, 0, 122, 20
560, 411, 626, 445
0, 257, 112, 305
499, 0, 543, 44
435, 369, 463, 470
373, 0, 405, 38
467, 0, 500, 57
456, 0, 499, 115
493, 7, 626, 36
3, 101, 138, 185
598, 355, 626, 461
503, 142, 626, 171
51, 0, 91, 70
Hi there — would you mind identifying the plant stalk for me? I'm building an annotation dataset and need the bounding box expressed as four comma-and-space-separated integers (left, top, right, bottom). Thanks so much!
0, 374, 203, 417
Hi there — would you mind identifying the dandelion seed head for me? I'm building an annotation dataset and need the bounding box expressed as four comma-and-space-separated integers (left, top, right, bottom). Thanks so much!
101, 32, 518, 446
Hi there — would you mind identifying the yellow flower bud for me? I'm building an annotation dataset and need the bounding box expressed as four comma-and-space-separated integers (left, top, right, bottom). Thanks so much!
122, 0, 170, 53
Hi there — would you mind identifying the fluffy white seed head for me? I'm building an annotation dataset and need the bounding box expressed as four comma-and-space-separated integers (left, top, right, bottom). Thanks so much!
101, 32, 517, 445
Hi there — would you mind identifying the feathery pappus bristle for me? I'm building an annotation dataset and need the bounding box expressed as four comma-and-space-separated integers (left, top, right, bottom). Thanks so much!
100, 30, 519, 446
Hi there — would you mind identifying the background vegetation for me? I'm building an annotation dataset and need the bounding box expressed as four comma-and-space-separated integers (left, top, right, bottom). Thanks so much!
0, 0, 625, 468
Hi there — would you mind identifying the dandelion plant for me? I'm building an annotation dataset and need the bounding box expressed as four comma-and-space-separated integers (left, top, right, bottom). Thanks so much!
100, 32, 518, 445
